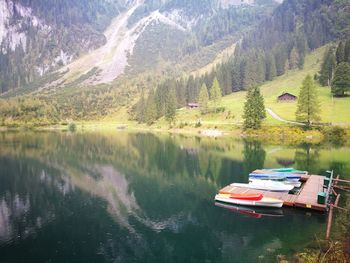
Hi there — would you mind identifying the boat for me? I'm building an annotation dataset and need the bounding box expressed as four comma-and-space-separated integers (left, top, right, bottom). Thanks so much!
218, 192, 263, 201
215, 202, 284, 218
265, 168, 307, 174
249, 179, 301, 188
232, 181, 294, 192
215, 193, 283, 208
249, 172, 301, 180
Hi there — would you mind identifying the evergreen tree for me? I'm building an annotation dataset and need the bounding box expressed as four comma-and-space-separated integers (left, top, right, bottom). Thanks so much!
274, 46, 288, 76
336, 41, 345, 64
165, 86, 177, 124
296, 75, 321, 126
332, 62, 350, 97
198, 83, 209, 114
265, 52, 277, 81
319, 47, 336, 86
144, 90, 157, 125
344, 39, 350, 63
243, 86, 266, 129
210, 77, 222, 111
289, 47, 300, 70
136, 89, 146, 123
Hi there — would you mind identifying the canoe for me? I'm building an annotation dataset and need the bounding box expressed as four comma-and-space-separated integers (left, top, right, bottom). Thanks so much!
218, 192, 263, 201
249, 179, 301, 188
215, 194, 283, 208
232, 181, 294, 192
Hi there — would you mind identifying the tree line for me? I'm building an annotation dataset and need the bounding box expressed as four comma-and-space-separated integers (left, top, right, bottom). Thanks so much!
319, 39, 350, 96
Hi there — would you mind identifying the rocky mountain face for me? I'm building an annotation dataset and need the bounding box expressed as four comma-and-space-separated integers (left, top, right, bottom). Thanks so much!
0, 0, 280, 93
0, 0, 130, 92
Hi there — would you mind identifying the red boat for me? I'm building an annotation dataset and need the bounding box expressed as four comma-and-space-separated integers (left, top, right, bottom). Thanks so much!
218, 192, 263, 201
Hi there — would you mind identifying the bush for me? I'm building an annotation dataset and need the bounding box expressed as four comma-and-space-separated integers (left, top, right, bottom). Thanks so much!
178, 122, 188, 129
68, 122, 77, 132
195, 120, 202, 128
216, 107, 226, 113
321, 126, 346, 146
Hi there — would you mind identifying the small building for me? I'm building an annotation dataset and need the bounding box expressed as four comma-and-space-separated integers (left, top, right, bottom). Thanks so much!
277, 92, 297, 102
187, 103, 199, 109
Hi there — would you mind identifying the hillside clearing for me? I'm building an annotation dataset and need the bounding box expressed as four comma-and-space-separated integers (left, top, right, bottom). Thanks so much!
149, 45, 350, 128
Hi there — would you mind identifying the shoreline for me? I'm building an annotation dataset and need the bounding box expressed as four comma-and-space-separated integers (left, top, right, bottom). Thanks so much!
1, 122, 350, 145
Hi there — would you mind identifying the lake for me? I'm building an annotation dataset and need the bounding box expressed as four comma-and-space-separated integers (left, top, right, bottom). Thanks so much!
0, 131, 349, 263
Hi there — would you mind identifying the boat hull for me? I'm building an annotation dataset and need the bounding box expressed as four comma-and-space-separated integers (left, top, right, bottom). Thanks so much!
249, 173, 301, 180
215, 194, 283, 208
231, 182, 294, 192
218, 192, 263, 201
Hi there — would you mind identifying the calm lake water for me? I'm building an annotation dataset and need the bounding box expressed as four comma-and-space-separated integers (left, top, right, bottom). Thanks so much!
0, 131, 349, 263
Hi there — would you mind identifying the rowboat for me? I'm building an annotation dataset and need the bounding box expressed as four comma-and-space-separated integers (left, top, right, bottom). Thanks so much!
265, 168, 307, 174
218, 192, 263, 201
215, 193, 283, 208
215, 202, 284, 218
249, 172, 301, 180
232, 181, 294, 192
249, 179, 301, 188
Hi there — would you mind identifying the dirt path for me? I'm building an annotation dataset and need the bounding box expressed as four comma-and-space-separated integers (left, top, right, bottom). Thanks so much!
266, 108, 305, 126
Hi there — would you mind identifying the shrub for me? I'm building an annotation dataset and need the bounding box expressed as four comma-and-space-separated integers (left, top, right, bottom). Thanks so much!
216, 107, 226, 113
195, 120, 202, 128
321, 126, 346, 146
68, 122, 77, 132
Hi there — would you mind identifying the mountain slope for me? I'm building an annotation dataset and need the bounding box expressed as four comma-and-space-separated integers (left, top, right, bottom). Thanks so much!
0, 0, 130, 93
0, 0, 280, 94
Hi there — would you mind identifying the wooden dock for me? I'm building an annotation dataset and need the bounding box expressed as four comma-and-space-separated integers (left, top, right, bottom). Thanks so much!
219, 174, 327, 212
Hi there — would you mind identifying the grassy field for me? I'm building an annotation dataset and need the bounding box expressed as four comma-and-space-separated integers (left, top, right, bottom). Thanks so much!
150, 45, 350, 128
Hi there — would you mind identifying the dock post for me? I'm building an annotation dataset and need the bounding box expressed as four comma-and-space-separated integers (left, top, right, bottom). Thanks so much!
326, 193, 340, 239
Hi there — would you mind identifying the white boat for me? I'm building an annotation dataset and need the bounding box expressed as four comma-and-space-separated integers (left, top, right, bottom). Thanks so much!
215, 194, 283, 208
249, 179, 301, 188
232, 181, 294, 192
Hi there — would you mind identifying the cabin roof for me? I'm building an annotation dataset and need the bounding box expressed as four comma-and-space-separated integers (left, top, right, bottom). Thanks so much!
278, 92, 297, 99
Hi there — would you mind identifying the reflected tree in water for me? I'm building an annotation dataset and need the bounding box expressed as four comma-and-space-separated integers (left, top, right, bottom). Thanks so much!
294, 143, 320, 173
242, 140, 266, 176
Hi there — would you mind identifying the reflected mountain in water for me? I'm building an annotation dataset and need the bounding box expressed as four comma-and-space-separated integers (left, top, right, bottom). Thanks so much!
0, 131, 349, 262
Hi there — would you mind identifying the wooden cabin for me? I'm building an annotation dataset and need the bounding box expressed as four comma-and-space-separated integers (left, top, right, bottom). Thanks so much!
187, 103, 199, 109
277, 92, 297, 102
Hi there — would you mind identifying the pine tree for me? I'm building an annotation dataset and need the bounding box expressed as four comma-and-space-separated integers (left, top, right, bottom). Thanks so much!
165, 86, 177, 124
144, 90, 157, 125
296, 75, 321, 126
198, 83, 209, 114
210, 77, 222, 111
336, 41, 345, 64
136, 89, 146, 123
332, 62, 350, 97
265, 52, 277, 81
243, 86, 266, 129
289, 47, 300, 70
319, 47, 336, 87
344, 39, 350, 63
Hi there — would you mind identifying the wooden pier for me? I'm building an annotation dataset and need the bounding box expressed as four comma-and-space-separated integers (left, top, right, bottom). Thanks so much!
219, 174, 328, 212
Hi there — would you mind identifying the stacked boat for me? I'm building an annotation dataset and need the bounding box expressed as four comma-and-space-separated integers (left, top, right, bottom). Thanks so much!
215, 192, 284, 208
214, 167, 306, 208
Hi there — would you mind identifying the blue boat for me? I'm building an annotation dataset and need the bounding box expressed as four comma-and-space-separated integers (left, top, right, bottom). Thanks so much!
263, 168, 307, 174
249, 172, 301, 180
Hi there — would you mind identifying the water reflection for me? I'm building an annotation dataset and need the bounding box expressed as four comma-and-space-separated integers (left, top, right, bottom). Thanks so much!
0, 131, 349, 262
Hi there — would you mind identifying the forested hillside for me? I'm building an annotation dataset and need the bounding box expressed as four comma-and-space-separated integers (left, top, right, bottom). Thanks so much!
0, 0, 350, 127
0, 0, 279, 93
132, 0, 350, 125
